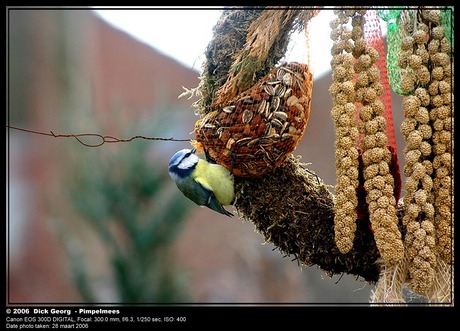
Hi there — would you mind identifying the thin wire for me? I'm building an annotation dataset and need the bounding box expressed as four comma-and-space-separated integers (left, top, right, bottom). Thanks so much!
7, 125, 191, 147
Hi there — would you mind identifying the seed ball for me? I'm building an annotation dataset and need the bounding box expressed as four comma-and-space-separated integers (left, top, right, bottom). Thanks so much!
441, 93, 452, 106
362, 147, 384, 165
416, 47, 430, 63
414, 30, 428, 44
337, 114, 351, 126
431, 26, 445, 40
431, 95, 444, 108
353, 39, 367, 57
443, 117, 452, 131
439, 130, 451, 145
421, 174, 433, 191
432, 66, 444, 81
421, 161, 433, 175
377, 195, 390, 208
342, 81, 355, 95
334, 92, 349, 105
367, 48, 379, 63
406, 130, 423, 149
409, 54, 422, 69
371, 99, 384, 115
440, 37, 451, 54
364, 163, 379, 179
398, 51, 409, 68
359, 105, 373, 122
401, 36, 414, 51
438, 81, 450, 94
330, 27, 342, 41
428, 39, 440, 54
357, 54, 372, 70
364, 120, 379, 135
401, 73, 415, 93
418, 124, 432, 139
378, 160, 390, 175
419, 141, 432, 157
400, 118, 417, 137
329, 18, 341, 29
428, 81, 440, 96
355, 71, 369, 88
374, 132, 387, 147
343, 40, 354, 53
351, 26, 363, 41
432, 52, 450, 67
422, 203, 435, 219
405, 149, 421, 167
415, 107, 430, 124
416, 67, 431, 85
407, 202, 421, 219
414, 189, 427, 205
411, 162, 426, 180
415, 88, 430, 106
346, 166, 359, 180
364, 88, 377, 103
333, 66, 347, 80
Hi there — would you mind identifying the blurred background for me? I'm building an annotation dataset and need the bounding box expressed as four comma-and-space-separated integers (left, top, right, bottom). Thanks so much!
7, 7, 407, 304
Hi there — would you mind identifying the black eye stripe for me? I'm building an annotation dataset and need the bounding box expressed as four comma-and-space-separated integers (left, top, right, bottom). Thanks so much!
184, 149, 196, 159
176, 150, 195, 167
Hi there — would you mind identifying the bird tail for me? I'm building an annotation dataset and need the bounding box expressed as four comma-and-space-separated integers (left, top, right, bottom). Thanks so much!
207, 195, 234, 217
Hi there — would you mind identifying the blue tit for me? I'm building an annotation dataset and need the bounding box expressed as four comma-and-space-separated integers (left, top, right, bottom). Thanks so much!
168, 148, 235, 217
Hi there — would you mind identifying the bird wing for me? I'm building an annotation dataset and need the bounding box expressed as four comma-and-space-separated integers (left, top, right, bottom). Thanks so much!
194, 177, 234, 217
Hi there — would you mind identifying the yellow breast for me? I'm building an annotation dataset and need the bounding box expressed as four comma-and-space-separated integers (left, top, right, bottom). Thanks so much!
195, 159, 234, 205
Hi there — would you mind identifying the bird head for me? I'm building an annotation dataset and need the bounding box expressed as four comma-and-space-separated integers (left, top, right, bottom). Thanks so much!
168, 148, 199, 181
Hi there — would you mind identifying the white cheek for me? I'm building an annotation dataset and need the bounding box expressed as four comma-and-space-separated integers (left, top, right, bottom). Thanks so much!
178, 154, 199, 169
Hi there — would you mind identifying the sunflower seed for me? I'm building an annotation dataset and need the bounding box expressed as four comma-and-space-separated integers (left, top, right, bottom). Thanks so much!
266, 79, 281, 85
283, 88, 292, 99
271, 118, 283, 128
281, 133, 295, 140
273, 84, 286, 97
242, 109, 253, 124
235, 137, 253, 146
264, 84, 276, 96
247, 138, 260, 147
282, 72, 293, 86
273, 111, 288, 121
223, 105, 236, 113
276, 68, 287, 81
266, 133, 280, 140
281, 122, 290, 134
263, 122, 272, 135
269, 96, 281, 112
259, 138, 273, 146
226, 138, 235, 150
258, 99, 268, 114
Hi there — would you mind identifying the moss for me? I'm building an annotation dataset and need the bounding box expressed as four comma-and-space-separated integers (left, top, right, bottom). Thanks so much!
234, 156, 382, 283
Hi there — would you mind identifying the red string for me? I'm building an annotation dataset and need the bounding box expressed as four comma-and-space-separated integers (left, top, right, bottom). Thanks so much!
363, 10, 402, 202
354, 11, 402, 221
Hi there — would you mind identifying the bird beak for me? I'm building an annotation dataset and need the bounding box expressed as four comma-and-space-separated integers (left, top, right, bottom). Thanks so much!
191, 148, 197, 154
